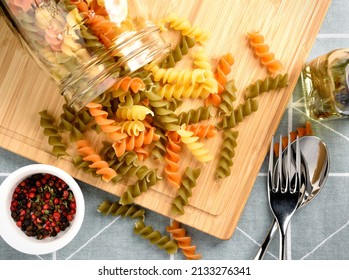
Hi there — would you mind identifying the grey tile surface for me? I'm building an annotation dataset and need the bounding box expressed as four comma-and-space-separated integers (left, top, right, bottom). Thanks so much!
1, 0, 349, 260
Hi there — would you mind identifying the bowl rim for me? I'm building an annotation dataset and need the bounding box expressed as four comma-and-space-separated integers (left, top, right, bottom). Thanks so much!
0, 164, 85, 255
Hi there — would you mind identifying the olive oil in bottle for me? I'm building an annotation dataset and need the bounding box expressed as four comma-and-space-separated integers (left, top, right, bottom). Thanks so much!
301, 48, 349, 120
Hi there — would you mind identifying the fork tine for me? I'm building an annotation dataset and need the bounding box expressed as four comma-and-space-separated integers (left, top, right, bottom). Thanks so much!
295, 136, 301, 192
276, 134, 283, 192
268, 136, 275, 192
286, 134, 292, 192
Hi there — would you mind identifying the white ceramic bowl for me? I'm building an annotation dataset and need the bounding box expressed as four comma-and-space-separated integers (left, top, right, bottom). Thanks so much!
0, 164, 85, 255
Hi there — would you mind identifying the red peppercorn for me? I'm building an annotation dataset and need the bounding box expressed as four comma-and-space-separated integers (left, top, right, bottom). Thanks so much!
66, 214, 74, 221
16, 221, 22, 227
53, 212, 61, 222
42, 204, 49, 210
11, 200, 18, 207
63, 190, 69, 198
28, 192, 36, 199
53, 198, 60, 205
45, 192, 50, 199
70, 202, 76, 209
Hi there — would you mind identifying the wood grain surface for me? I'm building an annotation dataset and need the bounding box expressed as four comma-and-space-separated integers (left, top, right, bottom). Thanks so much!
0, 0, 331, 239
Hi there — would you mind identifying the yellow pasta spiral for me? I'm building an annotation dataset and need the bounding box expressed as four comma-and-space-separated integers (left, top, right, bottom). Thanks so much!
177, 125, 213, 162
158, 83, 210, 99
149, 65, 209, 86
158, 13, 210, 44
116, 120, 146, 136
116, 105, 154, 121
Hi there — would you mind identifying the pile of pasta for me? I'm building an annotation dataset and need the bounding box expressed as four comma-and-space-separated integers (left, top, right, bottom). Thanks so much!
38, 1, 295, 258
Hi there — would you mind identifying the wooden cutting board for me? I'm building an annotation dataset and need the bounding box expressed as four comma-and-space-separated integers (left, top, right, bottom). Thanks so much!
0, 0, 331, 239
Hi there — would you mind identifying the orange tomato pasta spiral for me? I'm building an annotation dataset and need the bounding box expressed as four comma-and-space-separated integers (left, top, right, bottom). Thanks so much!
86, 102, 127, 141
112, 127, 160, 157
76, 139, 117, 182
274, 121, 313, 156
164, 131, 182, 190
166, 220, 202, 260
186, 124, 217, 139
206, 53, 234, 106
111, 76, 145, 93
247, 32, 283, 73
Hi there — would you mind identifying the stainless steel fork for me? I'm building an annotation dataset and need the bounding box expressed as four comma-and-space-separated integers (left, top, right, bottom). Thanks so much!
267, 135, 302, 260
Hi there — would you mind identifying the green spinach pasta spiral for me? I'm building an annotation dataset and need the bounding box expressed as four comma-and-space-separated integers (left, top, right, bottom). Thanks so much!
216, 130, 239, 179
39, 110, 68, 158
171, 167, 201, 215
218, 79, 237, 115
98, 200, 145, 221
216, 98, 259, 129
161, 36, 196, 68
177, 106, 212, 125
245, 73, 289, 98
120, 170, 160, 205
134, 221, 178, 254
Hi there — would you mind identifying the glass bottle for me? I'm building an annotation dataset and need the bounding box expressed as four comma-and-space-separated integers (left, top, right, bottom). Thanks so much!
301, 48, 349, 120
0, 0, 170, 110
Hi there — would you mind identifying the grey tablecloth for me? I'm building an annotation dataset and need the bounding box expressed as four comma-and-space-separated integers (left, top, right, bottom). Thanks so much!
1, 0, 349, 260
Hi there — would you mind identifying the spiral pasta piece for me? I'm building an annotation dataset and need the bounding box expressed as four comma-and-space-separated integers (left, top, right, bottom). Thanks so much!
206, 53, 234, 106
112, 76, 146, 93
97, 200, 145, 221
245, 73, 289, 98
274, 121, 313, 156
247, 31, 283, 73
216, 130, 239, 179
150, 66, 210, 86
164, 131, 182, 190
86, 102, 127, 141
177, 125, 213, 163
161, 36, 196, 68
116, 105, 154, 121
76, 139, 117, 182
218, 79, 237, 115
120, 170, 160, 205
171, 167, 201, 215
192, 47, 212, 71
158, 13, 210, 44
151, 128, 168, 160
39, 110, 68, 158
134, 221, 178, 254
166, 221, 201, 260
112, 127, 159, 157
145, 88, 180, 131
177, 106, 211, 126
216, 98, 259, 129
158, 83, 211, 100
115, 120, 146, 136
186, 124, 217, 139
59, 103, 92, 142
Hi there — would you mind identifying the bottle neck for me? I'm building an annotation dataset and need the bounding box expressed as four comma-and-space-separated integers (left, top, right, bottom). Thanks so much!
62, 25, 170, 111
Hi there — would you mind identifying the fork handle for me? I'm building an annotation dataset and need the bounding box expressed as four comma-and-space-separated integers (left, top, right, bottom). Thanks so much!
279, 228, 288, 260
254, 218, 278, 260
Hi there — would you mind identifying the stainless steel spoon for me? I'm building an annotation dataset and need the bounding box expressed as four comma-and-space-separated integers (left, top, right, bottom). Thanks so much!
254, 135, 329, 260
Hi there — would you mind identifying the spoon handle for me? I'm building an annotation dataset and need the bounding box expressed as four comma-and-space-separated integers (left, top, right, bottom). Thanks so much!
254, 218, 278, 260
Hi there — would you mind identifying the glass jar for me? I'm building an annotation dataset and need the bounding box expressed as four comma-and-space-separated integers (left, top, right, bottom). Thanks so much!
0, 0, 170, 110
301, 48, 349, 120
